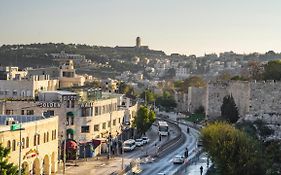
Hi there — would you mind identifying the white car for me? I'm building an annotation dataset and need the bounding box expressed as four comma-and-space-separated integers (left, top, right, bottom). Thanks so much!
142, 137, 150, 144
173, 155, 185, 164
135, 138, 144, 146
123, 139, 136, 152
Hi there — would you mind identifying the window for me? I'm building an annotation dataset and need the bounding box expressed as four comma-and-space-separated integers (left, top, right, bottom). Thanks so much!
94, 124, 99, 131
66, 100, 70, 108
37, 134, 40, 145
22, 138, 25, 149
54, 130, 56, 139
44, 133, 46, 143
118, 118, 121, 124
26, 137, 29, 148
47, 110, 55, 116
81, 126, 90, 133
7, 140, 11, 149
5, 110, 13, 115
52, 131, 54, 140
21, 110, 25, 115
47, 132, 49, 142
71, 101, 75, 108
26, 110, 34, 115
34, 135, 37, 146
108, 121, 111, 127
12, 90, 17, 96
81, 107, 92, 117
113, 119, 116, 126
95, 107, 99, 116
12, 140, 16, 151
102, 122, 106, 129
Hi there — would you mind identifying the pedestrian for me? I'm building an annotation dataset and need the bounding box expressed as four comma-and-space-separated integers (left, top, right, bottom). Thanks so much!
200, 166, 203, 175
187, 127, 190, 134
184, 147, 188, 158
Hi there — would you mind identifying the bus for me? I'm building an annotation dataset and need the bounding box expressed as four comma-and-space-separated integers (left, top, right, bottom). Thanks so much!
158, 121, 169, 136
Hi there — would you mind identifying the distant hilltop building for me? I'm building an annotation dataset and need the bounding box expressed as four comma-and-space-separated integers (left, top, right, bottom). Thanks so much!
136, 36, 141, 48
115, 37, 149, 50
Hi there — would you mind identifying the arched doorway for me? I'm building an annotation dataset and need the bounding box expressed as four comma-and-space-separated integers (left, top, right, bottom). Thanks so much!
51, 152, 55, 174
22, 161, 29, 175
32, 158, 40, 175
43, 155, 50, 175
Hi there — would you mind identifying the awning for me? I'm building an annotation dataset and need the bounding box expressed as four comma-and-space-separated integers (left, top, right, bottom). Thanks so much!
67, 128, 75, 135
67, 111, 75, 117
66, 140, 78, 150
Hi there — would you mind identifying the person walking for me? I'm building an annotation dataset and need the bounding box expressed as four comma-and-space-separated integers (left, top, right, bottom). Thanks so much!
200, 166, 203, 175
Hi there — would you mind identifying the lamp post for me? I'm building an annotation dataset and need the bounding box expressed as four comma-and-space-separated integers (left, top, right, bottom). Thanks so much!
17, 123, 24, 175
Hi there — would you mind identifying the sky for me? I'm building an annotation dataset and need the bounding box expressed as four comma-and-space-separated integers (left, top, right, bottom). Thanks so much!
1, 0, 281, 56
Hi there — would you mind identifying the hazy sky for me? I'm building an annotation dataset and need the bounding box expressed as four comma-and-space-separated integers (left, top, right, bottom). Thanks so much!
1, 0, 281, 56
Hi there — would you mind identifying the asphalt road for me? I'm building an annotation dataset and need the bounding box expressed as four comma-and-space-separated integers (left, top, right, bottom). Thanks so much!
140, 124, 199, 175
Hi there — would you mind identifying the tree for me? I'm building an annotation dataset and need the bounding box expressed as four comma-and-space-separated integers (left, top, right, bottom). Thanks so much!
156, 91, 177, 111
0, 144, 18, 175
201, 122, 265, 175
134, 106, 156, 135
180, 76, 206, 92
118, 82, 135, 98
221, 95, 239, 123
140, 90, 156, 104
194, 105, 205, 115
263, 60, 281, 80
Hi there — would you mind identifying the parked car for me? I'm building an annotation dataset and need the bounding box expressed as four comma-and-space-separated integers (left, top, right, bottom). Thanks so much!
173, 155, 185, 164
142, 136, 150, 144
135, 138, 144, 147
123, 139, 136, 152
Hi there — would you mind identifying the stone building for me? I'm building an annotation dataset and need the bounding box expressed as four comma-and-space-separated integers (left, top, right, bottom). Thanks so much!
0, 115, 58, 175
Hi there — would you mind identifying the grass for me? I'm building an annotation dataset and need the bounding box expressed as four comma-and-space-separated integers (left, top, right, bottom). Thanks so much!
185, 113, 205, 123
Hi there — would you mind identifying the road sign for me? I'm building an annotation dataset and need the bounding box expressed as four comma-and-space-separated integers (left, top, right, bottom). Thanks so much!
10, 124, 21, 131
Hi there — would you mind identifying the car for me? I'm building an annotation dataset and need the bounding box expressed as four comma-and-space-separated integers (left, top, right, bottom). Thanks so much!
142, 136, 150, 144
123, 139, 136, 152
135, 138, 144, 146
173, 155, 185, 164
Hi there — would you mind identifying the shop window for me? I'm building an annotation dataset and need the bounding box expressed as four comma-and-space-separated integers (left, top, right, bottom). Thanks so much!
81, 126, 90, 133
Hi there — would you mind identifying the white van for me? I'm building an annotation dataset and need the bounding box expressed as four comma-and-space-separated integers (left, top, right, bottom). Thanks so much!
123, 139, 136, 152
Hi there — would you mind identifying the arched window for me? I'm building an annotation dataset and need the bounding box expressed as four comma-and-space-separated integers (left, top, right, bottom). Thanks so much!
26, 137, 29, 148
37, 134, 40, 145
47, 132, 49, 142
44, 133, 46, 143
7, 140, 11, 149
34, 135, 37, 146
12, 140, 16, 151
22, 138, 25, 149
54, 130, 56, 139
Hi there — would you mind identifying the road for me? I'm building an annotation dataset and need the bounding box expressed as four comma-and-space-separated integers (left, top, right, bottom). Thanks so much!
58, 112, 201, 175
140, 123, 199, 175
